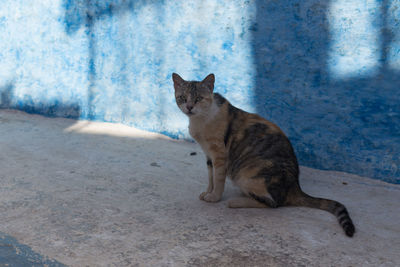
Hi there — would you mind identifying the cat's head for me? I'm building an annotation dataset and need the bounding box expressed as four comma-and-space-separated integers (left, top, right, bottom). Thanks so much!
172, 73, 215, 117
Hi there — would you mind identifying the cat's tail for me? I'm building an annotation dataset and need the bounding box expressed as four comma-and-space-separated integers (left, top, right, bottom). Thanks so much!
286, 187, 355, 237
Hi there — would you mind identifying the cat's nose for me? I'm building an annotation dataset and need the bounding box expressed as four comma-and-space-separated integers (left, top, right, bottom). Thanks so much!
186, 105, 193, 111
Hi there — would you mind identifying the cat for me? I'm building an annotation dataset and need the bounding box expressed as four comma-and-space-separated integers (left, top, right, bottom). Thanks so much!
172, 73, 355, 237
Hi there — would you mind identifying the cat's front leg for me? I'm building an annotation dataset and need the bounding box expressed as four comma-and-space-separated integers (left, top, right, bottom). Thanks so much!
201, 152, 226, 203
199, 157, 214, 200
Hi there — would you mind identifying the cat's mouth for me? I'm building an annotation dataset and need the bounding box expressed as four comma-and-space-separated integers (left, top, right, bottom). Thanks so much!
187, 111, 195, 116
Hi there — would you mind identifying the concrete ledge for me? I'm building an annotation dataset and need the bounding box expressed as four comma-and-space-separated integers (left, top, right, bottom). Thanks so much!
0, 109, 399, 266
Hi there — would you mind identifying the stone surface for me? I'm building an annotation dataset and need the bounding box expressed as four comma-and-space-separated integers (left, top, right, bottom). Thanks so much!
0, 110, 399, 266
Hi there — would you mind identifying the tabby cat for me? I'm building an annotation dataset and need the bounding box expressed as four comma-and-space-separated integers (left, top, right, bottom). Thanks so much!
172, 73, 355, 237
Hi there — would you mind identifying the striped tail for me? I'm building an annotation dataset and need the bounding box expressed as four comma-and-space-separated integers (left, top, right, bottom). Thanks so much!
287, 190, 356, 237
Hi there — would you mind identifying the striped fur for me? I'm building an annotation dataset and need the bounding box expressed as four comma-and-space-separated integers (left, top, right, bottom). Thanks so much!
172, 73, 356, 237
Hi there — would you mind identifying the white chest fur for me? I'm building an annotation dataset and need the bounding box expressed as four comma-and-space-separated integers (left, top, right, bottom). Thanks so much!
189, 118, 206, 143
188, 102, 219, 140
189, 118, 216, 158
188, 101, 227, 156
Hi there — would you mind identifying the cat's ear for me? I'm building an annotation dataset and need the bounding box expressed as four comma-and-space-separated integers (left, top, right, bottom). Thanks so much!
172, 73, 185, 90
202, 73, 215, 93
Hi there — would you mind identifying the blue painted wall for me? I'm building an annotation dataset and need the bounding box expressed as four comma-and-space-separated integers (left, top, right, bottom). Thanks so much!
0, 0, 399, 183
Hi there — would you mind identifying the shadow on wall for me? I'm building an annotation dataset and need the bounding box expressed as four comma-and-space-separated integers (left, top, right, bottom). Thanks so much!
0, 82, 14, 109
62, 0, 167, 129
253, 0, 400, 182
63, 0, 135, 120
0, 82, 81, 119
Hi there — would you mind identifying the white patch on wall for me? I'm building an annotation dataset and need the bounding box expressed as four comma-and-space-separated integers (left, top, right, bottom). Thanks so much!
327, 0, 380, 79
0, 0, 89, 109
1, 0, 256, 139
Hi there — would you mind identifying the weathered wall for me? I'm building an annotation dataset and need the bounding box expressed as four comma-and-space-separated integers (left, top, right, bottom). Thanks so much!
0, 0, 399, 183
252, 0, 400, 183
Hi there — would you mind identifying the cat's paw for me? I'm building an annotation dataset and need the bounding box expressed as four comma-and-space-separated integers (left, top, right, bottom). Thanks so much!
199, 186, 214, 199
201, 192, 221, 202
199, 191, 208, 200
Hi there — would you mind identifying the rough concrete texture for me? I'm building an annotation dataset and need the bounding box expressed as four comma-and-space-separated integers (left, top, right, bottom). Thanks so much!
0, 109, 399, 266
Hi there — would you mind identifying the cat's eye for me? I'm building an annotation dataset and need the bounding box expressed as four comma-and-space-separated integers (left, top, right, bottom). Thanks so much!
177, 95, 186, 103
195, 96, 203, 103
